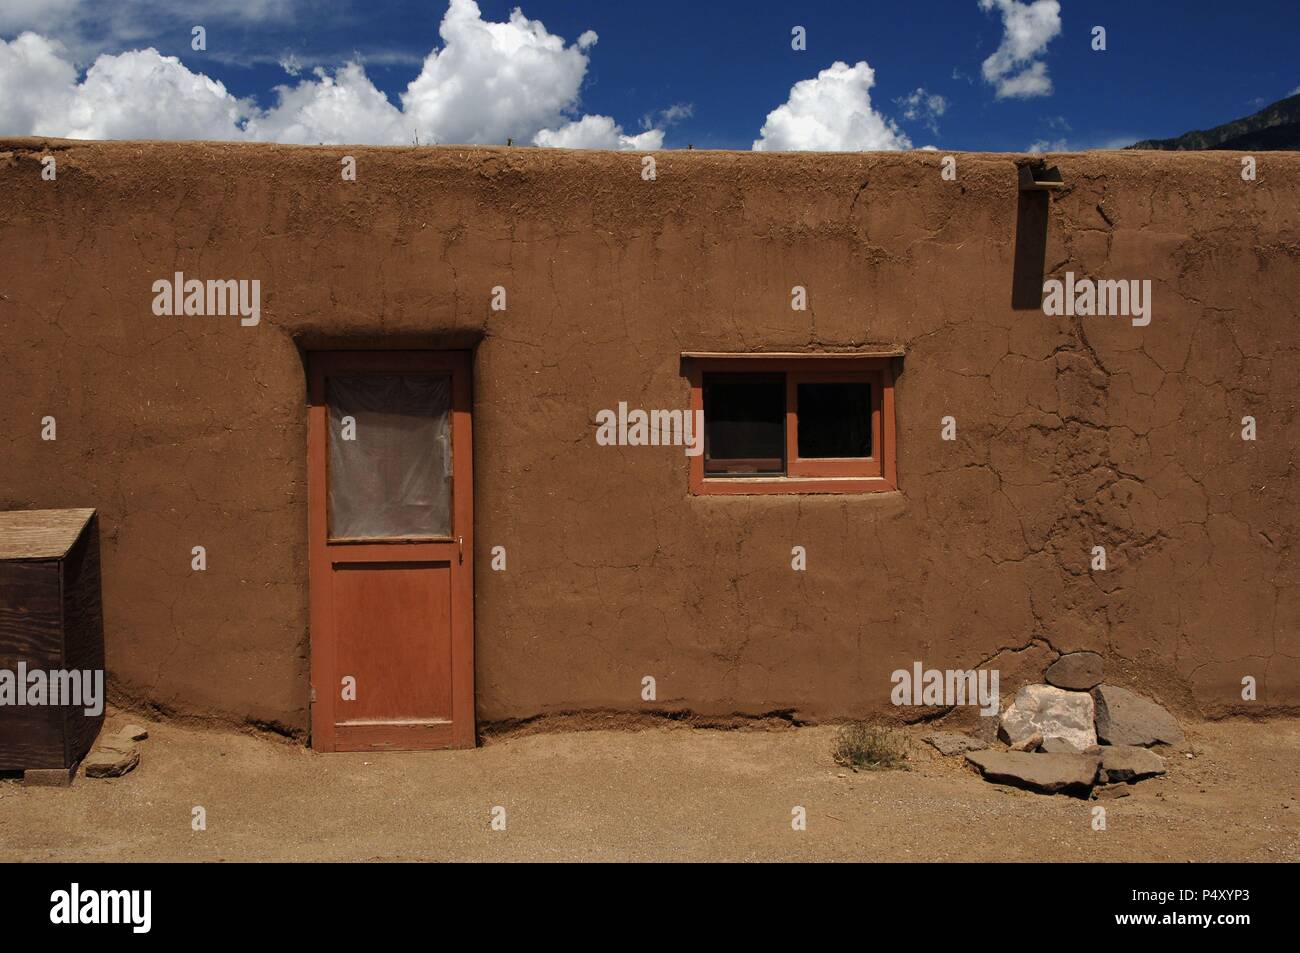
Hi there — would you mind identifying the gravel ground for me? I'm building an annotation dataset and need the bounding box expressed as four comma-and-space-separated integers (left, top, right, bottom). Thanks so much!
1, 713, 1296, 862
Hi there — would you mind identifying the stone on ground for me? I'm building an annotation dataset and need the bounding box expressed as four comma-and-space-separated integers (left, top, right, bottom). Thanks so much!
1099, 744, 1167, 783
1094, 784, 1132, 800
84, 736, 140, 778
1010, 731, 1043, 752
965, 750, 1100, 795
923, 731, 988, 756
999, 684, 1097, 752
1045, 651, 1105, 690
1092, 685, 1184, 746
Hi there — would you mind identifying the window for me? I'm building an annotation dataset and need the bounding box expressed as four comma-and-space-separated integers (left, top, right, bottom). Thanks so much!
686, 355, 897, 495
327, 374, 453, 539
703, 373, 785, 475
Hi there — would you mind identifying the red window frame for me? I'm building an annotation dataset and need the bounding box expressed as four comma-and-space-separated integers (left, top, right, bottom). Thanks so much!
687, 356, 898, 496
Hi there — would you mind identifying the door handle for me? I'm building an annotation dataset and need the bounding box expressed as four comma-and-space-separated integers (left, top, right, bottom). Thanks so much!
457, 535, 464, 564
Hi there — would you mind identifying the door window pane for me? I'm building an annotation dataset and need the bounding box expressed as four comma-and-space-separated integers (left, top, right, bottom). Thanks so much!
328, 374, 451, 539
703, 373, 786, 475
796, 382, 872, 458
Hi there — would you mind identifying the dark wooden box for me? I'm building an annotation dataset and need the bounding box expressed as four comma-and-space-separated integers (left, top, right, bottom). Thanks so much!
0, 509, 105, 772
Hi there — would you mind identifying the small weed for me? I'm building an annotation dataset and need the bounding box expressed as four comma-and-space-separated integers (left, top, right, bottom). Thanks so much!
832, 721, 910, 771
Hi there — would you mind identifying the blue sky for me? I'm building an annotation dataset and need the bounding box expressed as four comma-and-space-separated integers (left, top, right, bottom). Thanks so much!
1, 0, 1297, 151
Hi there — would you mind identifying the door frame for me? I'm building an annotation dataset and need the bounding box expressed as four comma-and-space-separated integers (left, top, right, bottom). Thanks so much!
306, 350, 475, 751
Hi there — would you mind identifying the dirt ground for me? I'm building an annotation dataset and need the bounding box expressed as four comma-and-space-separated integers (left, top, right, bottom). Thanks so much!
1, 712, 1296, 862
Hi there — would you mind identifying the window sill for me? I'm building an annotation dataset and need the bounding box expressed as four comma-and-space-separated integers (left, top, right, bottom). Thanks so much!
690, 475, 898, 496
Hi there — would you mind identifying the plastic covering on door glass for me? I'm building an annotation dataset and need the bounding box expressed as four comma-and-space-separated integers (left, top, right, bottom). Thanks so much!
327, 374, 451, 539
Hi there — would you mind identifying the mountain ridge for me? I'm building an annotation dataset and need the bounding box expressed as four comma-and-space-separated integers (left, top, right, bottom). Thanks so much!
1128, 93, 1300, 150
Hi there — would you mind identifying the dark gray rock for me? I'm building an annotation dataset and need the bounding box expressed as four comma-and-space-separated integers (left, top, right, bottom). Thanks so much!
965, 750, 1100, 794
923, 731, 988, 756
1092, 685, 1184, 746
1045, 652, 1105, 690
1099, 745, 1166, 783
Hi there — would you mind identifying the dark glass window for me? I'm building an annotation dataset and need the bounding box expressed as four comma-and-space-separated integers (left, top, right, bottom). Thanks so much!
703, 373, 785, 475
690, 358, 894, 494
796, 382, 872, 458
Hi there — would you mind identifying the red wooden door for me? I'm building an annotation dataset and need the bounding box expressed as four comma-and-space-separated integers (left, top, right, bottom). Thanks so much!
307, 351, 474, 751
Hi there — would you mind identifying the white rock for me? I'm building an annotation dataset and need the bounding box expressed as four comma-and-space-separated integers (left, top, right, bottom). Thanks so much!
999, 684, 1097, 752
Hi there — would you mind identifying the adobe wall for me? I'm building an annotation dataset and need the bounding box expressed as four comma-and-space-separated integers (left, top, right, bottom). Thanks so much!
1, 138, 1296, 735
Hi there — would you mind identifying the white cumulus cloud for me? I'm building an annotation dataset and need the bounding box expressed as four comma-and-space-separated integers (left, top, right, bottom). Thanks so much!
532, 114, 662, 150
60, 49, 251, 141
0, 0, 661, 149
245, 63, 411, 144
978, 0, 1061, 99
752, 60, 912, 152
1, 35, 249, 141
0, 31, 79, 137
400, 0, 596, 146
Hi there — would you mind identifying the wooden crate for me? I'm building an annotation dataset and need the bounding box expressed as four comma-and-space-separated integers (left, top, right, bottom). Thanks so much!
0, 508, 105, 778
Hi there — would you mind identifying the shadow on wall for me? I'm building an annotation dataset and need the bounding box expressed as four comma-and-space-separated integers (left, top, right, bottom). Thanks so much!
1012, 162, 1063, 310
292, 330, 486, 396
1011, 189, 1049, 310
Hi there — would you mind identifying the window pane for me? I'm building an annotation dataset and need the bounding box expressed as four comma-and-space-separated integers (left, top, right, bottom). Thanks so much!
703, 373, 785, 474
328, 374, 451, 538
796, 382, 872, 458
